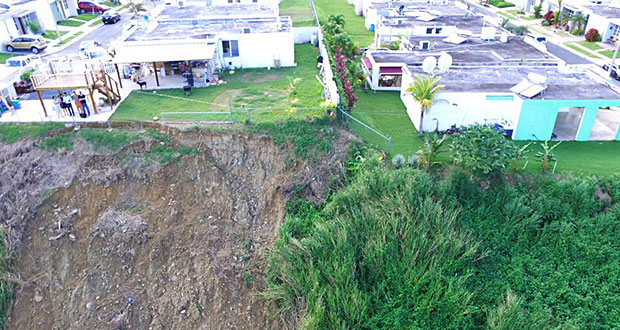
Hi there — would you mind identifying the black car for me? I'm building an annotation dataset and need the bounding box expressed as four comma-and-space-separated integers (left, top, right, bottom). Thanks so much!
102, 12, 120, 24
602, 64, 620, 81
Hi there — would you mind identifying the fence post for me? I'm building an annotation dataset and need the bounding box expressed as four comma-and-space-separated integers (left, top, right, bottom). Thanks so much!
247, 109, 251, 123
196, 113, 199, 123
230, 108, 234, 124
106, 120, 112, 132
139, 121, 145, 133
388, 138, 392, 154
161, 112, 165, 123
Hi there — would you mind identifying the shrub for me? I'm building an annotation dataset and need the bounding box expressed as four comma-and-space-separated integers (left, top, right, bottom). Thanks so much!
541, 20, 550, 26
20, 69, 35, 82
408, 154, 420, 168
27, 21, 41, 34
490, 0, 515, 8
543, 10, 554, 22
571, 28, 585, 35
450, 126, 517, 177
392, 154, 405, 168
585, 28, 600, 42
533, 4, 542, 18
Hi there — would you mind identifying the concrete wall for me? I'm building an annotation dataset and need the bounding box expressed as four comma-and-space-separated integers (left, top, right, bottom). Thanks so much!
585, 14, 612, 42
514, 99, 620, 141
293, 26, 317, 44
36, 0, 58, 31
216, 31, 295, 69
0, 18, 20, 44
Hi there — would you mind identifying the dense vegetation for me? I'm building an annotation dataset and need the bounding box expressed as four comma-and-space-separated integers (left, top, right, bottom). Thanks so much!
266, 146, 620, 329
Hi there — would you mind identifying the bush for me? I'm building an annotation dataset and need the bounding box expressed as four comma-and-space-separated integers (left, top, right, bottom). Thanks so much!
27, 21, 41, 34
541, 20, 550, 26
392, 154, 405, 168
571, 28, 585, 36
585, 28, 600, 42
533, 4, 542, 18
450, 126, 517, 177
20, 69, 35, 82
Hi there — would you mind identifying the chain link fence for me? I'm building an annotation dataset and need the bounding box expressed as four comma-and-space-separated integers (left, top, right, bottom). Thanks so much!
337, 109, 392, 153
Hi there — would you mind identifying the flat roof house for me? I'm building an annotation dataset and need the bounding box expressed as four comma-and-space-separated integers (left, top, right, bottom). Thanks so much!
361, 5, 620, 141
113, 2, 295, 87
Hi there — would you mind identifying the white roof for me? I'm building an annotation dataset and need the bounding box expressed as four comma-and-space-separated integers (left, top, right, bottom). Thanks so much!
510, 80, 547, 98
113, 41, 217, 63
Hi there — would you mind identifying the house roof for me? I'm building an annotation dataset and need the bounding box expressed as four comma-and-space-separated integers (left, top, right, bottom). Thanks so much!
582, 4, 620, 20
113, 41, 217, 63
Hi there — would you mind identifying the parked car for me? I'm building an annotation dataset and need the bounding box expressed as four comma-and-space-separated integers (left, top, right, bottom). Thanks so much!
77, 1, 109, 14
602, 64, 620, 81
4, 35, 47, 54
79, 40, 101, 55
81, 46, 112, 62
5, 55, 42, 74
102, 12, 121, 24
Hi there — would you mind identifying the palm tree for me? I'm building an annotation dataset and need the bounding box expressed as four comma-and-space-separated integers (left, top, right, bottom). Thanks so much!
128, 2, 145, 19
572, 13, 588, 29
405, 75, 444, 135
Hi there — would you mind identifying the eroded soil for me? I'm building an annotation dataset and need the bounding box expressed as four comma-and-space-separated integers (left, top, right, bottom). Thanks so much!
3, 126, 349, 329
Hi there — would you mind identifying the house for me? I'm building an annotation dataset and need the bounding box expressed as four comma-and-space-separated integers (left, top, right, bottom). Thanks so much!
582, 5, 620, 43
363, 30, 620, 141
208, 0, 280, 6
0, 0, 76, 46
113, 3, 295, 87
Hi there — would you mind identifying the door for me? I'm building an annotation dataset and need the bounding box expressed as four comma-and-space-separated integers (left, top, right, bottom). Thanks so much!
51, 2, 64, 22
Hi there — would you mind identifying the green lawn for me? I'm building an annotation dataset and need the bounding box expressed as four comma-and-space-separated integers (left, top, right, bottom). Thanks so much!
601, 50, 619, 59
57, 19, 86, 27
112, 44, 324, 122
0, 53, 14, 64
89, 19, 102, 27
313, 0, 374, 46
54, 31, 83, 47
565, 43, 600, 58
74, 13, 99, 21
498, 11, 518, 20
577, 40, 603, 51
102, 0, 119, 7
42, 30, 68, 40
280, 0, 316, 27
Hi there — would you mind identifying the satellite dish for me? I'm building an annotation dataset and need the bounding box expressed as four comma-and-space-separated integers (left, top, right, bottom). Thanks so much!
437, 53, 452, 73
422, 56, 437, 74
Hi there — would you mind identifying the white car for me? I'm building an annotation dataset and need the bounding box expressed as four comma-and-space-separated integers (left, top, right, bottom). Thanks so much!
81, 46, 112, 62
79, 40, 101, 55
5, 55, 42, 74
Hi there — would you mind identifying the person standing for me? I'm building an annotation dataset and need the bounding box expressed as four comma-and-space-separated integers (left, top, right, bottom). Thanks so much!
52, 96, 63, 118
78, 91, 90, 116
63, 93, 74, 116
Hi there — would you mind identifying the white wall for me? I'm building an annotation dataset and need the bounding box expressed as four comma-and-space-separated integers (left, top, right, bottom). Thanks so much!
35, 0, 58, 31
399, 68, 523, 132
354, 0, 364, 15
293, 26, 317, 44
210, 0, 279, 5
0, 18, 19, 44
585, 13, 612, 42
216, 31, 295, 69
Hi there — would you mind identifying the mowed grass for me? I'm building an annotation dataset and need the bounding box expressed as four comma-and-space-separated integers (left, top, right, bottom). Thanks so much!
42, 30, 68, 40
74, 13, 99, 21
280, 0, 316, 27
577, 40, 603, 51
601, 50, 618, 59
565, 43, 600, 58
313, 0, 374, 46
112, 44, 324, 122
57, 19, 86, 27
0, 53, 14, 64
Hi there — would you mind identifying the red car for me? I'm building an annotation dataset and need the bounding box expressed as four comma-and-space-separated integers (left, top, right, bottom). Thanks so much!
77, 1, 108, 14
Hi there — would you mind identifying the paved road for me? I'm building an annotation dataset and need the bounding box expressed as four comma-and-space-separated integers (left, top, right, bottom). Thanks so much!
546, 42, 594, 65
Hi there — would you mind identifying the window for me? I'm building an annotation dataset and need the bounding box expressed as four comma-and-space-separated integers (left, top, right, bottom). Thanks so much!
426, 27, 433, 34
435, 27, 442, 34
222, 40, 239, 57
243, 28, 251, 34
63, 0, 69, 9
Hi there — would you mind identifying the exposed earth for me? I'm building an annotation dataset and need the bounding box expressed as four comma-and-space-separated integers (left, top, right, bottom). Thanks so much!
0, 125, 349, 329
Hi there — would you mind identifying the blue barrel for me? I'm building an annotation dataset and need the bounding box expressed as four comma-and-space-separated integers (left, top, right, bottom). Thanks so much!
11, 100, 21, 109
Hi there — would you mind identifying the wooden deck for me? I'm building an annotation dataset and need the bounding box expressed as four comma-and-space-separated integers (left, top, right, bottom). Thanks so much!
32, 73, 95, 91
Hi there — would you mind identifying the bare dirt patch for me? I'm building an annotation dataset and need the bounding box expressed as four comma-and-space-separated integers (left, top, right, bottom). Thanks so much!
3, 126, 350, 329
237, 73, 282, 83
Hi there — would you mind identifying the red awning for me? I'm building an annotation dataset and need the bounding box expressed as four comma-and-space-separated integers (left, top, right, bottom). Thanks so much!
362, 57, 373, 69
379, 66, 402, 74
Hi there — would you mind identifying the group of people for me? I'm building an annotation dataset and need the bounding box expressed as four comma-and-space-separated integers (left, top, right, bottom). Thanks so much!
52, 91, 91, 119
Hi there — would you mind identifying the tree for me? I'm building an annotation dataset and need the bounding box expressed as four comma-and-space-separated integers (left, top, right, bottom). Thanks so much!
27, 21, 41, 34
535, 140, 561, 172
533, 1, 543, 18
585, 28, 600, 42
572, 13, 587, 29
512, 142, 531, 171
128, 2, 145, 18
405, 75, 444, 136
450, 126, 517, 178
415, 133, 448, 168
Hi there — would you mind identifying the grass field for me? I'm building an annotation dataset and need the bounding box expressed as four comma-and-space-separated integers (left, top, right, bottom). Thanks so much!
0, 53, 14, 64
74, 14, 99, 21
565, 43, 600, 58
280, 0, 316, 27
312, 0, 374, 46
42, 30, 68, 40
577, 40, 603, 51
89, 19, 103, 27
112, 44, 324, 122
54, 32, 84, 47
601, 50, 618, 59
57, 19, 86, 27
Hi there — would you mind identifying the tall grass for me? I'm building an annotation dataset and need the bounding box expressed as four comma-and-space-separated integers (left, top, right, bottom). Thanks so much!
0, 229, 11, 329
267, 157, 620, 328
0, 123, 65, 144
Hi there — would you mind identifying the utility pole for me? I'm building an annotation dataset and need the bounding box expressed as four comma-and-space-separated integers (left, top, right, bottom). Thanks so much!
608, 41, 620, 78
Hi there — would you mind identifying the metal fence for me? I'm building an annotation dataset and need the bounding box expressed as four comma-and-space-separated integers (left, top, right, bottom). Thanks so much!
161, 108, 331, 124
337, 109, 392, 153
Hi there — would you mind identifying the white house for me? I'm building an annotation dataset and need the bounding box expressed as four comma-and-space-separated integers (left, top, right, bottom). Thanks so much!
582, 5, 620, 43
113, 3, 295, 87
0, 0, 78, 47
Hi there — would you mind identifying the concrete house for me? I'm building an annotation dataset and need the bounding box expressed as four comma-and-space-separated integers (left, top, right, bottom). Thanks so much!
113, 2, 295, 87
0, 0, 77, 46
361, 3, 620, 141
